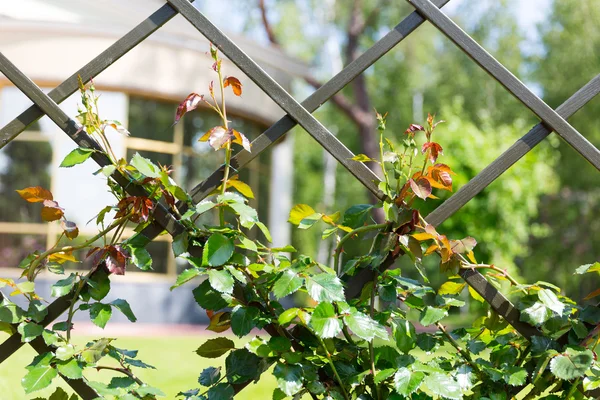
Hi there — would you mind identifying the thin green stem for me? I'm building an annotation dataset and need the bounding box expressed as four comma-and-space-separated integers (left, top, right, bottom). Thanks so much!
379, 132, 390, 190
335, 223, 389, 276
317, 336, 350, 400
436, 322, 483, 377
95, 365, 144, 386
565, 378, 581, 399
27, 213, 132, 280
66, 277, 85, 342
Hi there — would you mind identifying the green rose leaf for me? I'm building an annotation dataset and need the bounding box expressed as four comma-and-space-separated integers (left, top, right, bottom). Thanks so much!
273, 270, 304, 299
56, 359, 83, 380
205, 234, 234, 267
0, 298, 24, 323
130, 152, 161, 178
231, 306, 260, 337
550, 347, 594, 380
51, 273, 77, 298
225, 349, 261, 384
520, 301, 551, 326
193, 280, 229, 311
17, 321, 43, 343
423, 372, 462, 400
394, 319, 417, 353
27, 300, 48, 323
55, 344, 75, 361
59, 147, 95, 168
171, 267, 204, 290
199, 366, 221, 386
90, 303, 112, 329
196, 337, 236, 358
393, 367, 424, 396
22, 365, 58, 394
344, 309, 388, 341
207, 269, 234, 294
172, 232, 189, 257
538, 288, 565, 315
206, 383, 234, 400
111, 299, 137, 322
419, 306, 448, 326
306, 273, 345, 302
228, 202, 259, 229
504, 366, 528, 386
87, 269, 110, 301
309, 302, 342, 338
342, 204, 373, 229
130, 247, 152, 271
273, 363, 304, 396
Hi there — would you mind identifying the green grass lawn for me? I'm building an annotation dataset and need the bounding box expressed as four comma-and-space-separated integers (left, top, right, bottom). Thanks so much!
0, 333, 280, 399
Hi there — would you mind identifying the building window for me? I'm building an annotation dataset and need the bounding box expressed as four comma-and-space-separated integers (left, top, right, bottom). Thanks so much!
126, 95, 271, 274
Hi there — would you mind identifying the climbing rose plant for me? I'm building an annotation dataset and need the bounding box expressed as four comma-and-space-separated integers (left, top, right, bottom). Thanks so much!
1, 45, 600, 399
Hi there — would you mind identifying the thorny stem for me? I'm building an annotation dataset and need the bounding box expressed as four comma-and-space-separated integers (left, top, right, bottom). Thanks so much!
335, 223, 389, 276
96, 365, 144, 386
317, 336, 350, 400
27, 213, 132, 280
436, 322, 483, 377
379, 131, 390, 190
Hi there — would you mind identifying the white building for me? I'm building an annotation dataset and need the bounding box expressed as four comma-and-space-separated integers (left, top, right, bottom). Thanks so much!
0, 0, 304, 323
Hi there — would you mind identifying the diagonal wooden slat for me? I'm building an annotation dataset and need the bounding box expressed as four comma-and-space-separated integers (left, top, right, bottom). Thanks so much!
166, 0, 383, 199
184, 0, 451, 204
134, 0, 451, 241
409, 0, 600, 171
0, 293, 98, 399
427, 74, 600, 226
0, 1, 189, 149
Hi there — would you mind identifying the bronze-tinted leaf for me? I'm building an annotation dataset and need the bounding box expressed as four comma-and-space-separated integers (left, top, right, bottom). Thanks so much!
404, 124, 425, 137
106, 245, 128, 275
231, 129, 251, 152
421, 142, 443, 164
450, 237, 477, 254
16, 187, 53, 203
41, 205, 64, 222
206, 126, 231, 150
207, 311, 231, 333
409, 178, 432, 200
224, 76, 243, 96
175, 93, 204, 124
61, 220, 79, 239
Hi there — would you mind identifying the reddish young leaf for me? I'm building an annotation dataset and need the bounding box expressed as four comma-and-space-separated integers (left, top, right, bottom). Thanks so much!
224, 76, 243, 96
16, 187, 53, 203
422, 142, 443, 164
584, 288, 600, 301
61, 220, 79, 239
203, 126, 231, 150
106, 245, 128, 275
212, 60, 221, 72
231, 129, 251, 152
404, 124, 425, 137
427, 113, 434, 129
175, 93, 204, 124
409, 177, 432, 200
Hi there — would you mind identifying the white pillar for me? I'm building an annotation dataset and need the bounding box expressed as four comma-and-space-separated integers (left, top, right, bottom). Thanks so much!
269, 135, 294, 250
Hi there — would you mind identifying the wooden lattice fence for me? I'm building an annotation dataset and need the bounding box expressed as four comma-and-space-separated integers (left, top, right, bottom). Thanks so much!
0, 0, 599, 398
